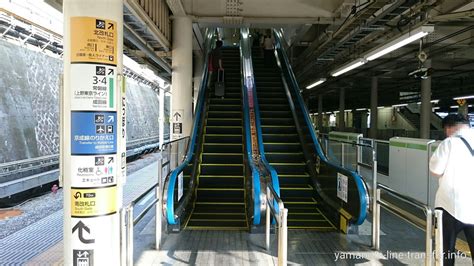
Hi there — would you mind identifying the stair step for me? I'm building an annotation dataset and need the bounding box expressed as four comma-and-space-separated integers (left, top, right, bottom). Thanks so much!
207, 111, 242, 119
186, 220, 247, 229
195, 195, 245, 203
205, 134, 242, 143
279, 174, 311, 185
259, 110, 292, 118
264, 143, 302, 152
260, 117, 295, 126
208, 104, 241, 112
280, 184, 314, 198
258, 104, 290, 111
270, 163, 306, 174
201, 153, 243, 164
207, 118, 242, 126
200, 164, 243, 175
203, 143, 242, 153
210, 98, 241, 105
190, 213, 246, 220
194, 202, 245, 213
258, 98, 288, 105
265, 152, 304, 163
206, 126, 242, 134
262, 134, 299, 143
198, 175, 244, 188
261, 126, 296, 134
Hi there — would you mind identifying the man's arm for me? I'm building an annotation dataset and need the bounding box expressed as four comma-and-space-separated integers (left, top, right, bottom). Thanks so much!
429, 140, 450, 178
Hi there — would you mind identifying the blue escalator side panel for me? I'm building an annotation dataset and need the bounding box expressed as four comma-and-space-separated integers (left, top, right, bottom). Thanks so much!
273, 30, 368, 225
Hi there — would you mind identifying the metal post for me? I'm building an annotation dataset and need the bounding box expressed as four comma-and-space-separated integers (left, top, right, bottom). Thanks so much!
156, 159, 162, 250
374, 188, 381, 250
126, 206, 134, 266
266, 187, 271, 251
434, 209, 443, 266
279, 208, 288, 266
341, 143, 345, 167
425, 209, 433, 266
120, 208, 127, 266
371, 145, 378, 249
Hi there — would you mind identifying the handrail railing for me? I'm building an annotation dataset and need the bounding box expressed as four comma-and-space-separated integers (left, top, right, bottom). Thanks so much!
266, 185, 288, 266
164, 29, 215, 225
240, 28, 264, 225
374, 183, 433, 266
273, 29, 368, 225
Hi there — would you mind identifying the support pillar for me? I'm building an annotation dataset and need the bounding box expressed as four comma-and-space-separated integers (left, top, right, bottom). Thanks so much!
193, 52, 204, 115
420, 59, 432, 139
317, 95, 323, 130
171, 16, 193, 139
62, 0, 124, 265
338, 87, 345, 130
370, 77, 378, 138
159, 90, 165, 146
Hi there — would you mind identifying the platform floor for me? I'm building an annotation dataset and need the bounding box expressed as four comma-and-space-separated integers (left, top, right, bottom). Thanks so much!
2, 151, 473, 265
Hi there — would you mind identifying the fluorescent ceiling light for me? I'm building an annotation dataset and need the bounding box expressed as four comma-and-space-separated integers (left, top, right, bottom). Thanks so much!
330, 59, 366, 77
365, 25, 434, 61
377, 106, 385, 109
392, 103, 408, 107
433, 107, 440, 110
306, 78, 327, 89
356, 108, 367, 111
344, 109, 352, 112
450, 106, 459, 108
453, 95, 474, 100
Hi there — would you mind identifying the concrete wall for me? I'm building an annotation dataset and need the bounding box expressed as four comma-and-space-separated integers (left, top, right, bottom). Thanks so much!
0, 40, 162, 163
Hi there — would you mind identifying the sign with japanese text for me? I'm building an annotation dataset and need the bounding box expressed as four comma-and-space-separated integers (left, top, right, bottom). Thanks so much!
71, 111, 117, 155
70, 17, 117, 65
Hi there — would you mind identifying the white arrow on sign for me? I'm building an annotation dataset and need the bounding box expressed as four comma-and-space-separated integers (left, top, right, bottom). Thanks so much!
108, 116, 114, 123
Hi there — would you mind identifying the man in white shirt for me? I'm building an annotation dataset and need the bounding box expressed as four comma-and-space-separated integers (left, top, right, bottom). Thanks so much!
430, 113, 474, 266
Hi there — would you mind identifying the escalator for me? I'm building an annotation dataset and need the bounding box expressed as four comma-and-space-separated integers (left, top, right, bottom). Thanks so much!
183, 47, 248, 230
252, 48, 335, 230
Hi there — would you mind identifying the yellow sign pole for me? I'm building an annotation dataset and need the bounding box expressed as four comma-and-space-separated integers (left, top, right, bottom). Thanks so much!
62, 1, 124, 265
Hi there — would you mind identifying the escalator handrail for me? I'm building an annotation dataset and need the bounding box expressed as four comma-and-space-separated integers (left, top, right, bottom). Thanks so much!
240, 28, 263, 224
273, 29, 368, 225
165, 30, 214, 225
249, 42, 281, 201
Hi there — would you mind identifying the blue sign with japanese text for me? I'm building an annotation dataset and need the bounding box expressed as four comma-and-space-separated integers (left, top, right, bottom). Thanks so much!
71, 111, 117, 155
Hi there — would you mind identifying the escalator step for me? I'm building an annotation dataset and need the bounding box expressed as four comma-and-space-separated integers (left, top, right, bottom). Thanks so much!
262, 134, 299, 143
186, 220, 247, 229
200, 164, 243, 175
259, 110, 292, 118
203, 143, 242, 153
201, 153, 243, 164
278, 174, 311, 185
270, 163, 307, 174
196, 188, 244, 201
205, 134, 242, 143
264, 143, 302, 152
210, 98, 241, 105
207, 111, 242, 119
190, 213, 246, 220
265, 152, 304, 163
259, 104, 290, 111
208, 104, 241, 112
280, 185, 314, 198
198, 175, 244, 188
261, 126, 296, 134
206, 126, 242, 134
193, 202, 245, 213
258, 98, 288, 104
207, 118, 242, 126
260, 117, 294, 126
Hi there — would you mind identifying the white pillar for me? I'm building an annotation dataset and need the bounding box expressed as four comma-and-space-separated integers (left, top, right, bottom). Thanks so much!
370, 77, 378, 138
159, 90, 165, 146
171, 16, 193, 140
420, 59, 431, 139
62, 0, 123, 265
193, 52, 204, 114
